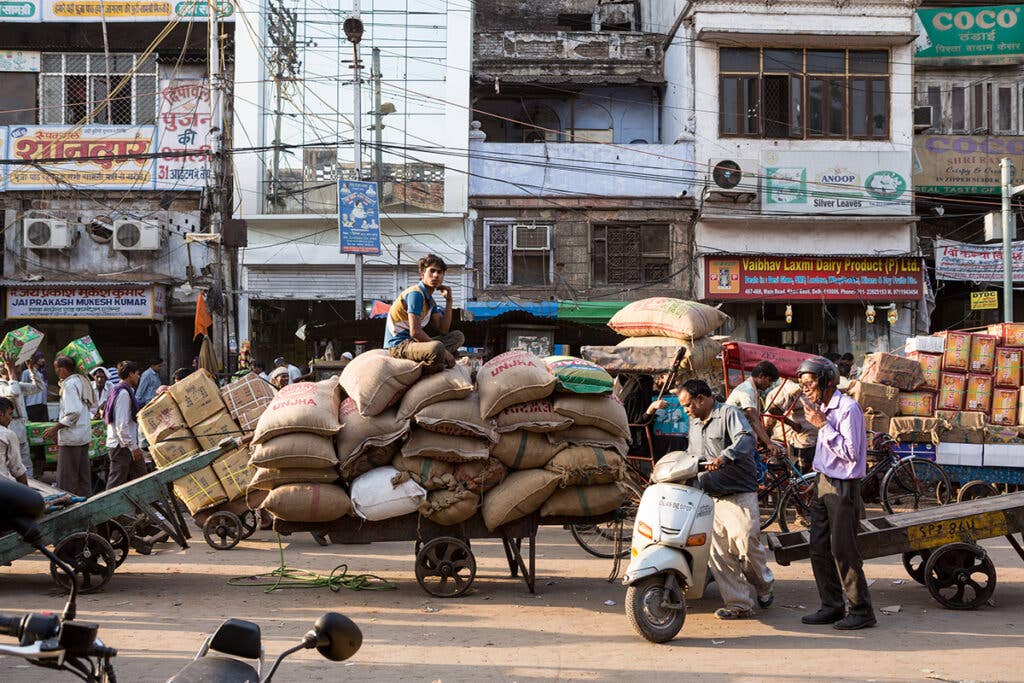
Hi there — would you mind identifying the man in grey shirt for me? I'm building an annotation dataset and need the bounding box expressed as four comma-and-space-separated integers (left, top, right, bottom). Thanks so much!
678, 379, 774, 620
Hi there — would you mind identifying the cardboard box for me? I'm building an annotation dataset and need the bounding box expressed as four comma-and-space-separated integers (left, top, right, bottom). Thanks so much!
898, 391, 935, 417
210, 446, 255, 502
983, 444, 1024, 468
0, 326, 43, 365
58, 336, 104, 375
859, 353, 924, 391
936, 442, 984, 467
908, 351, 941, 391
969, 333, 998, 373
191, 410, 243, 451
987, 323, 1024, 348
169, 369, 226, 428
173, 465, 229, 515
905, 335, 945, 354
149, 429, 201, 468
1018, 386, 1024, 426
220, 373, 275, 432
937, 330, 971, 371
966, 374, 994, 412
936, 409, 986, 444
937, 372, 967, 411
889, 416, 942, 444
849, 381, 900, 417
984, 425, 1024, 444
991, 387, 1019, 426
994, 347, 1022, 388
864, 413, 891, 436
137, 391, 188, 445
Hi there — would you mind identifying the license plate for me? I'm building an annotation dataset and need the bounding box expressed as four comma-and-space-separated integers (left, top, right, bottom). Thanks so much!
907, 511, 1009, 550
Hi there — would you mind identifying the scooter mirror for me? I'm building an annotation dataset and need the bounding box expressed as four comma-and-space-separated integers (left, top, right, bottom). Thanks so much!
311, 613, 362, 662
0, 480, 44, 540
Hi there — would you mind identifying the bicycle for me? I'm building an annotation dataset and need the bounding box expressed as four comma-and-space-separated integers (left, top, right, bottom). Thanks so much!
864, 431, 952, 514
757, 448, 816, 533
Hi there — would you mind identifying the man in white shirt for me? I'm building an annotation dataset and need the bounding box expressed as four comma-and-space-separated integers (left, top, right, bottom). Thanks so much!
104, 361, 146, 490
42, 356, 96, 497
21, 353, 48, 422
725, 361, 784, 457
0, 397, 28, 484
274, 357, 302, 384
0, 357, 43, 478
91, 367, 113, 419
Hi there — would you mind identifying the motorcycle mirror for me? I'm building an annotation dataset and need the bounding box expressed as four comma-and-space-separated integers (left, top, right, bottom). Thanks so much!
310, 613, 362, 662
0, 480, 44, 542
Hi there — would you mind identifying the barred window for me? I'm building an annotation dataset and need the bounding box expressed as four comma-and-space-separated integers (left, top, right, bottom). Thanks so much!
485, 222, 552, 287
39, 53, 158, 126
592, 224, 670, 286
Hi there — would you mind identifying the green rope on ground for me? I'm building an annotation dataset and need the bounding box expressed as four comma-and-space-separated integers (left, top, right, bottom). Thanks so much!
228, 534, 397, 593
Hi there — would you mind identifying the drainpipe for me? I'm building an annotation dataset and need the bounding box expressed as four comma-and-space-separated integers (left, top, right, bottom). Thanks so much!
662, 1, 696, 140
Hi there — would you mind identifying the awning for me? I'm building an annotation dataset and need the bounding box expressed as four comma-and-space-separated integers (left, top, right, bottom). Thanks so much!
465, 301, 558, 320
556, 301, 627, 324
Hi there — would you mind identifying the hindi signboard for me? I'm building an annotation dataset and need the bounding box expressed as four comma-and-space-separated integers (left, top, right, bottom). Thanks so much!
914, 5, 1024, 63
0, 0, 40, 20
760, 150, 912, 216
971, 291, 999, 310
6, 286, 166, 320
40, 0, 233, 21
913, 136, 1024, 194
704, 255, 925, 301
935, 238, 1024, 281
154, 79, 212, 190
338, 179, 382, 255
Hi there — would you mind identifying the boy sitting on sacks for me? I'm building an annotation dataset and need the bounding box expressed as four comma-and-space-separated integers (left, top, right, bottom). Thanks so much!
384, 254, 464, 373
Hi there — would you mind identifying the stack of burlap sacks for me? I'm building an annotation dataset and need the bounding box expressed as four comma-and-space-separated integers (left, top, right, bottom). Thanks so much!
251, 349, 630, 529
139, 370, 269, 515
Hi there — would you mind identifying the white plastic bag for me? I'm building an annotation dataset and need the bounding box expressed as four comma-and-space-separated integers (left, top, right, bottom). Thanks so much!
349, 466, 427, 521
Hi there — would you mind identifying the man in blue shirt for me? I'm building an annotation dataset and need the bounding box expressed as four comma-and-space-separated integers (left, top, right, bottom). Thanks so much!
384, 254, 463, 373
136, 357, 163, 406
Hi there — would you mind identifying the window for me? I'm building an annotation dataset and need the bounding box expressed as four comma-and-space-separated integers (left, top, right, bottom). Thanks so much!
485, 222, 552, 287
39, 53, 158, 126
0, 73, 38, 125
719, 47, 890, 140
591, 224, 670, 286
917, 79, 1022, 134
951, 86, 966, 131
927, 86, 942, 129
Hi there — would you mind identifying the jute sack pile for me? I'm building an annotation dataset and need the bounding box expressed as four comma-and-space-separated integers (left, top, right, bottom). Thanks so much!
263, 483, 352, 523
335, 399, 410, 480
339, 349, 423, 417
453, 458, 507, 494
540, 483, 626, 517
391, 453, 457, 491
396, 364, 473, 420
419, 488, 479, 526
547, 426, 628, 457
477, 350, 556, 418
494, 399, 571, 433
491, 430, 564, 470
546, 446, 626, 487
608, 298, 729, 341
415, 393, 498, 442
481, 469, 560, 531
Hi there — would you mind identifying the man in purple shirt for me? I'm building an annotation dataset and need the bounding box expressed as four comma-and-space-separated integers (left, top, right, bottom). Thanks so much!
796, 357, 876, 630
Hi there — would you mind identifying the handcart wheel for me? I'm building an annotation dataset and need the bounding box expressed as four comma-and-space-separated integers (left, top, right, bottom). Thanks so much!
957, 480, 1000, 503
203, 511, 243, 550
238, 509, 258, 539
901, 549, 932, 585
50, 532, 117, 594
923, 542, 996, 610
415, 537, 476, 598
96, 520, 130, 568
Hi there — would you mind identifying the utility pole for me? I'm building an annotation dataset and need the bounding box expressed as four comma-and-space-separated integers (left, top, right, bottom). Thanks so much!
208, 8, 229, 363
1003, 158, 1024, 322
372, 47, 383, 182
267, 0, 299, 208
345, 2, 365, 320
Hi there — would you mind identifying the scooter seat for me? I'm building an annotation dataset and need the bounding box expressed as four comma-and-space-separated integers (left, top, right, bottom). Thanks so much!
167, 656, 259, 683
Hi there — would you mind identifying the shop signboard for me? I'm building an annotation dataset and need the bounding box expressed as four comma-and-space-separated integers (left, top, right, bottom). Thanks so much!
6, 286, 167, 320
971, 291, 999, 310
0, 0, 40, 21
914, 5, 1024, 63
913, 136, 1024, 194
6, 125, 156, 190
154, 79, 212, 190
704, 255, 925, 301
761, 151, 912, 216
935, 238, 1024, 281
0, 51, 40, 71
40, 0, 233, 21
338, 179, 382, 255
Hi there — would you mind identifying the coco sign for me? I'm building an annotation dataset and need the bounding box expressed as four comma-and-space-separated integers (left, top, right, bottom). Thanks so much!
915, 5, 1024, 61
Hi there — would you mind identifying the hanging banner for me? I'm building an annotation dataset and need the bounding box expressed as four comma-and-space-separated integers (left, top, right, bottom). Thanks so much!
935, 238, 1024, 281
154, 79, 212, 190
704, 255, 925, 301
914, 5, 1024, 63
761, 151, 912, 216
338, 179, 382, 255
0, 0, 40, 21
6, 286, 166, 320
40, 0, 234, 21
913, 136, 1024, 194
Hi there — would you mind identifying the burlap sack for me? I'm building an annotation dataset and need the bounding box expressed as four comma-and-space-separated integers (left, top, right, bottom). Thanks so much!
340, 349, 423, 417
249, 466, 340, 491
350, 466, 427, 521
614, 336, 723, 371
391, 453, 457, 491
211, 446, 256, 501
137, 391, 187, 444
546, 425, 629, 457
608, 297, 729, 341
396, 364, 473, 420
491, 430, 565, 470
173, 466, 228, 515
454, 458, 507, 494
249, 432, 338, 469
494, 400, 572, 433
540, 483, 626, 517
481, 469, 560, 531
149, 429, 201, 468
419, 488, 479, 526
478, 350, 556, 418
402, 429, 489, 463
192, 409, 244, 451
546, 446, 626, 486
169, 369, 227, 427
220, 372, 275, 432
252, 380, 342, 443
415, 394, 498, 442
553, 394, 629, 438
263, 483, 353, 523
339, 441, 401, 481
335, 400, 410, 463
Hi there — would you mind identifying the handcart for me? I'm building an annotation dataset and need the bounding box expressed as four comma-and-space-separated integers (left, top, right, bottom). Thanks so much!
0, 445, 228, 593
192, 491, 267, 550
768, 490, 1024, 609
274, 510, 617, 598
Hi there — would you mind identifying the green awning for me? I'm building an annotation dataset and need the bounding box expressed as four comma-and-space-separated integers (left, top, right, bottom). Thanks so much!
556, 301, 628, 324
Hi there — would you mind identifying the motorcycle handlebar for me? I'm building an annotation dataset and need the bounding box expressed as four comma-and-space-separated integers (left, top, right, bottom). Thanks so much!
0, 614, 23, 639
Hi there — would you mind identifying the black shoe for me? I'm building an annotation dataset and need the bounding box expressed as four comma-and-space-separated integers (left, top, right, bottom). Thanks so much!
833, 613, 877, 630
801, 608, 844, 625
757, 589, 774, 609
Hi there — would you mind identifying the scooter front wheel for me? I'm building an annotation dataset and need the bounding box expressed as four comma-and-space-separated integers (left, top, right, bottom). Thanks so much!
625, 574, 686, 643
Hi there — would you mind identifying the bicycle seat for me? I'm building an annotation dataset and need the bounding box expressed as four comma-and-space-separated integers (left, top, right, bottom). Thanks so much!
168, 656, 259, 683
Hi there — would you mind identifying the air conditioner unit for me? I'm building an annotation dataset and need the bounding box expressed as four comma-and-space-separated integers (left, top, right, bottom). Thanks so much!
23, 218, 71, 249
512, 224, 550, 250
914, 106, 933, 131
707, 158, 758, 195
113, 220, 161, 251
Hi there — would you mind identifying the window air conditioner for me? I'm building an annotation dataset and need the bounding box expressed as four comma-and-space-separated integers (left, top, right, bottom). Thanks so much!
512, 224, 551, 250
913, 106, 933, 131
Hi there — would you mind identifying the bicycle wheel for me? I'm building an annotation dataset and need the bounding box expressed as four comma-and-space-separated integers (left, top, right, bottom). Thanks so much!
777, 474, 816, 534
758, 485, 780, 531
881, 458, 952, 514
570, 479, 643, 559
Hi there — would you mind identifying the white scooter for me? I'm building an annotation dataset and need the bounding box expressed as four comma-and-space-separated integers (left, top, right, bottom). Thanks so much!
622, 451, 714, 643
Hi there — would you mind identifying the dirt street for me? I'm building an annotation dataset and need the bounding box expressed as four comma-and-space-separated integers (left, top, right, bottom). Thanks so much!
1, 525, 1021, 682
